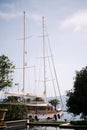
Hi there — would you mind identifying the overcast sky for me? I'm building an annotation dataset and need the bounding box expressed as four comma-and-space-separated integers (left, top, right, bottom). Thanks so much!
0, 0, 87, 97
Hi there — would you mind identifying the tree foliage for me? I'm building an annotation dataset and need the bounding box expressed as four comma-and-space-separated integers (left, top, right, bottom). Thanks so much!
49, 99, 59, 110
0, 55, 15, 91
26, 98, 31, 102
3, 96, 20, 103
0, 103, 27, 121
66, 66, 87, 117
33, 97, 44, 102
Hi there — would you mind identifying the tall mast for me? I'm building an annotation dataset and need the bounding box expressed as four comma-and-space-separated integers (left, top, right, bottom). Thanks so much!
42, 17, 46, 98
22, 11, 26, 93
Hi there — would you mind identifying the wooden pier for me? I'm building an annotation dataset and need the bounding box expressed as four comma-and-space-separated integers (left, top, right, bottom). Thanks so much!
27, 121, 87, 129
0, 109, 8, 128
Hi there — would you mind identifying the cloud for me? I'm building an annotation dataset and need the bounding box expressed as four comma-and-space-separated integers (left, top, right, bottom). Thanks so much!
0, 11, 41, 25
1, 3, 15, 9
60, 10, 87, 32
30, 13, 41, 22
0, 12, 22, 20
0, 2, 22, 20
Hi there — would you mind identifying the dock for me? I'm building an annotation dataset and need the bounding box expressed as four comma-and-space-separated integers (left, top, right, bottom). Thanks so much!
59, 122, 87, 128
0, 120, 27, 129
0, 120, 87, 129
27, 121, 87, 129
27, 121, 64, 126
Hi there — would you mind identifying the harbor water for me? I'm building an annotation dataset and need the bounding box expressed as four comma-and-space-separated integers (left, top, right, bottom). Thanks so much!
15, 126, 86, 130
14, 112, 84, 130
5, 112, 84, 130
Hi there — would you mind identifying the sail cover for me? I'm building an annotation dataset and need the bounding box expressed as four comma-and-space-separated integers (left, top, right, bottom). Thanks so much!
5, 92, 44, 98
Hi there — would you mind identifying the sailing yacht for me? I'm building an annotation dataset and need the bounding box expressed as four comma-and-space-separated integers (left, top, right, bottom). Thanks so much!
5, 12, 63, 120
26, 16, 63, 120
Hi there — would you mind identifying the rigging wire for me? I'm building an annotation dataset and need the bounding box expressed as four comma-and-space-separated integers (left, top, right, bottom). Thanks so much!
43, 26, 57, 98
45, 20, 64, 109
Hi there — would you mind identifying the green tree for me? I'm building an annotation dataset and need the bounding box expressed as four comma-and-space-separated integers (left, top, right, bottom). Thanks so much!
0, 55, 15, 91
26, 98, 31, 102
33, 97, 44, 102
3, 96, 20, 103
49, 99, 59, 111
66, 66, 87, 118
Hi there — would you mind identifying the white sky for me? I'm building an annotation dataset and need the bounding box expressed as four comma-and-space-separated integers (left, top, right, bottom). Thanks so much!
0, 0, 87, 97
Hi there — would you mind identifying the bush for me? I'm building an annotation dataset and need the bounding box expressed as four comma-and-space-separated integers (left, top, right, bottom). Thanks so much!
0, 103, 27, 121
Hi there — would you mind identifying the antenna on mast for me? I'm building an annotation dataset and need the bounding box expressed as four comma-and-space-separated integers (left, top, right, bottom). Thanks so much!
17, 11, 32, 94
22, 11, 26, 93
42, 16, 46, 99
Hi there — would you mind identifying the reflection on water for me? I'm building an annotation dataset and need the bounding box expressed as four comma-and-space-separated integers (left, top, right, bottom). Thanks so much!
15, 126, 87, 130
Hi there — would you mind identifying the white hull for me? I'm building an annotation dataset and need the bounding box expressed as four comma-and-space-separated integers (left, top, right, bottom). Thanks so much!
28, 110, 63, 121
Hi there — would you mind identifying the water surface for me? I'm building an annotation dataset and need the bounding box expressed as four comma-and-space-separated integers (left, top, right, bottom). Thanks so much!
17, 126, 86, 130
